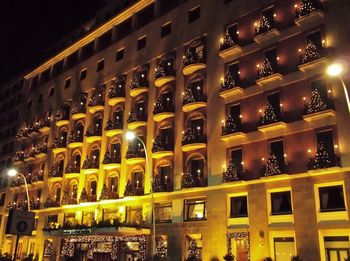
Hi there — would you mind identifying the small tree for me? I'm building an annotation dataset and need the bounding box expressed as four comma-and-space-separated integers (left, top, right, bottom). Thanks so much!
301, 41, 321, 64
182, 167, 195, 189
298, 0, 317, 17
306, 88, 327, 114
264, 153, 282, 176
258, 58, 274, 78
256, 15, 271, 35
152, 174, 163, 193
185, 240, 202, 261
261, 102, 278, 125
223, 160, 239, 183
312, 142, 332, 169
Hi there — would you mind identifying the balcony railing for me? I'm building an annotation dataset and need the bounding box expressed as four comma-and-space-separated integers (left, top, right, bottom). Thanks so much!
130, 72, 149, 90
152, 175, 173, 192
127, 111, 147, 123
124, 181, 144, 196
223, 160, 243, 183
304, 89, 334, 115
126, 144, 145, 159
154, 63, 175, 80
307, 143, 341, 170
299, 42, 325, 65
88, 93, 105, 107
221, 115, 241, 136
259, 102, 283, 126
9, 176, 25, 187
182, 89, 207, 106
71, 100, 86, 115
220, 72, 240, 92
105, 116, 123, 131
65, 163, 80, 174
295, 0, 322, 18
68, 131, 83, 143
61, 197, 78, 205
103, 150, 121, 164
257, 58, 279, 79
34, 142, 48, 155
16, 125, 29, 139
79, 188, 97, 203
183, 49, 205, 67
82, 158, 99, 170
31, 170, 44, 183
44, 197, 60, 208
48, 166, 64, 178
85, 125, 102, 137
99, 184, 119, 200
55, 108, 69, 122
255, 15, 276, 36
182, 128, 206, 146
152, 136, 174, 153
51, 137, 67, 149
153, 98, 174, 115
262, 153, 287, 177
108, 78, 126, 99
220, 33, 239, 51
37, 115, 51, 130
6, 199, 40, 212
181, 169, 207, 189
13, 151, 25, 162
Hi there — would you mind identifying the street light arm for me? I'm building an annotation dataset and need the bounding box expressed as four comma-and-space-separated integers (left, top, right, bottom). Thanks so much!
134, 136, 156, 257
338, 76, 350, 115
17, 173, 31, 211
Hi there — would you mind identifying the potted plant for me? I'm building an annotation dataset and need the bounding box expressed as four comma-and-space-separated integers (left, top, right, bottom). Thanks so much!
223, 252, 235, 261
291, 256, 301, 261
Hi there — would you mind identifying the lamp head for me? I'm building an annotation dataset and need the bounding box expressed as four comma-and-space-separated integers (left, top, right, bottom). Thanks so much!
7, 169, 17, 177
126, 131, 136, 141
327, 63, 344, 77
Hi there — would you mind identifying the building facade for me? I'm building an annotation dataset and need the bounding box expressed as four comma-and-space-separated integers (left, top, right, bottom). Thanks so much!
1, 0, 350, 260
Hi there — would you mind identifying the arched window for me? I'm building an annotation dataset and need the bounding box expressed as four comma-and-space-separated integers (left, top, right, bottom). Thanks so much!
54, 186, 61, 202
60, 130, 68, 145
71, 184, 78, 199
89, 180, 97, 196
94, 115, 103, 135
74, 154, 81, 167
132, 171, 143, 195
76, 123, 84, 140
113, 109, 123, 128
91, 148, 100, 164
111, 143, 121, 162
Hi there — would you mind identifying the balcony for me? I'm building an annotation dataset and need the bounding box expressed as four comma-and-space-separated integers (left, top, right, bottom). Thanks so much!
87, 93, 104, 114
126, 144, 146, 165
127, 112, 147, 130
82, 158, 99, 174
68, 131, 84, 148
34, 143, 48, 158
261, 153, 287, 178
64, 163, 81, 178
256, 58, 283, 87
27, 122, 40, 137
222, 160, 244, 183
153, 99, 175, 122
219, 34, 242, 61
152, 175, 173, 193
258, 103, 286, 133
44, 197, 60, 208
182, 89, 207, 113
154, 63, 176, 87
48, 166, 64, 181
219, 73, 244, 100
182, 53, 206, 76
38, 115, 51, 133
298, 43, 328, 74
130, 73, 149, 97
102, 150, 121, 170
152, 136, 174, 159
13, 151, 25, 165
85, 125, 102, 143
108, 79, 126, 106
124, 181, 144, 197
79, 188, 97, 203
23, 148, 36, 162
51, 137, 67, 154
71, 101, 87, 120
294, 2, 324, 29
31, 170, 44, 184
258, 121, 286, 133
61, 196, 78, 206
253, 17, 280, 46
221, 116, 246, 142
16, 126, 29, 140
105, 117, 123, 137
181, 170, 207, 189
55, 110, 69, 127
99, 184, 119, 200
182, 129, 207, 152
303, 91, 335, 122
307, 144, 341, 172
9, 176, 25, 188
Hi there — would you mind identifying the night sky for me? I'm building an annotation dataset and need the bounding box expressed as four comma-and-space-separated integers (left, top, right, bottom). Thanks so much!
0, 0, 106, 84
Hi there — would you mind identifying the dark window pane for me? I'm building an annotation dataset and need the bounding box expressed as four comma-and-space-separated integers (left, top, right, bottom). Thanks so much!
271, 191, 292, 215
230, 196, 248, 217
137, 36, 147, 50
319, 185, 345, 212
161, 22, 172, 37
137, 4, 155, 29
117, 18, 132, 39
317, 130, 335, 159
267, 92, 281, 116
307, 31, 322, 50
116, 48, 125, 61
188, 6, 200, 23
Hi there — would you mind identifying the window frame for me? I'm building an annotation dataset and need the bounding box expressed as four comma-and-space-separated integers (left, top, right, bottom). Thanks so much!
184, 198, 207, 221
155, 203, 172, 223
267, 188, 294, 224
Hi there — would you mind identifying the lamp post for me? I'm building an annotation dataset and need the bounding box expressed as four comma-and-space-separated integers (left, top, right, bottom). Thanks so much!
7, 169, 30, 211
327, 63, 350, 115
126, 131, 156, 258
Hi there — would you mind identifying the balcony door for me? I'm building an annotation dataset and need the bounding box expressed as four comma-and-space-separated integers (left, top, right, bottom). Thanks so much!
191, 118, 204, 141
267, 92, 281, 118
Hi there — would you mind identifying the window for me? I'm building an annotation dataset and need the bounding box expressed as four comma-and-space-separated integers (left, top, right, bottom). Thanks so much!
226, 23, 239, 44
132, 171, 143, 190
48, 86, 55, 97
103, 208, 125, 223
311, 79, 328, 102
160, 127, 174, 149
63, 213, 76, 227
155, 203, 172, 223
267, 92, 281, 118
188, 6, 200, 23
82, 211, 95, 226
46, 214, 58, 227
161, 22, 172, 37
30, 75, 38, 91
262, 6, 275, 28
319, 185, 345, 212
80, 69, 87, 81
116, 18, 132, 39
97, 59, 105, 72
324, 236, 350, 260
269, 140, 286, 172
98, 30, 112, 51
27, 99, 32, 108
227, 62, 240, 83
115, 48, 125, 61
274, 237, 295, 261
184, 198, 206, 221
306, 30, 323, 50
270, 191, 292, 215
316, 130, 337, 167
264, 48, 278, 71
38, 94, 43, 103
191, 118, 204, 141
0, 193, 6, 206
228, 103, 241, 129
127, 207, 143, 224
52, 60, 64, 77
64, 78, 71, 89
65, 51, 78, 69
137, 36, 147, 50
230, 196, 248, 218
230, 148, 243, 174
80, 42, 94, 61
137, 4, 155, 29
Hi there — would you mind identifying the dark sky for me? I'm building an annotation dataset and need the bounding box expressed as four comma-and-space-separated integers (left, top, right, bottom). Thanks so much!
0, 0, 105, 84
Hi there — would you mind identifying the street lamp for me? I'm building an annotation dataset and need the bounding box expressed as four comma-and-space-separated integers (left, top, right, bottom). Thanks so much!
125, 131, 156, 258
327, 63, 350, 115
7, 168, 30, 211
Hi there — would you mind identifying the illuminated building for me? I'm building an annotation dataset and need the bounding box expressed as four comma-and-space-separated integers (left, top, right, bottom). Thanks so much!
1, 0, 350, 260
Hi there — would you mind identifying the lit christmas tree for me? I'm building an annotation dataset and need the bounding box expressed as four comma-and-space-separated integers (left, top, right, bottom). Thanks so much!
301, 41, 321, 64
222, 115, 238, 135
221, 72, 236, 92
264, 153, 282, 176
182, 127, 195, 145
183, 49, 195, 66
105, 116, 115, 131
261, 102, 278, 125
152, 136, 165, 153
182, 167, 195, 189
80, 188, 88, 202
312, 142, 332, 169
99, 184, 111, 200
183, 88, 195, 105
130, 73, 141, 89
298, 0, 317, 17
124, 179, 134, 196
44, 240, 53, 257
127, 112, 138, 123
152, 174, 163, 192
108, 77, 125, 98
221, 33, 235, 50
154, 239, 167, 259
55, 110, 64, 121
88, 94, 97, 107
258, 58, 274, 78
186, 240, 202, 261
153, 98, 164, 115
223, 160, 239, 182
103, 149, 111, 164
61, 190, 70, 205
306, 88, 327, 114
256, 15, 271, 35
154, 63, 166, 79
